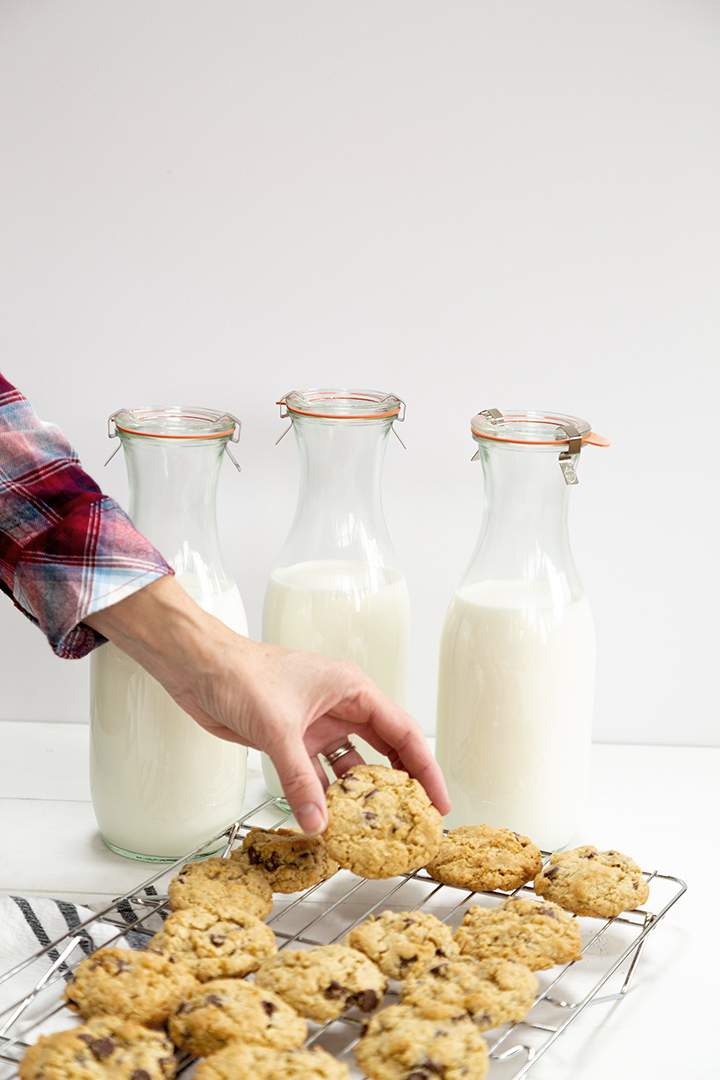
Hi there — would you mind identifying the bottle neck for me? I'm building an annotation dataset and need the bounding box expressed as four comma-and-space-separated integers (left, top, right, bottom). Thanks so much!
122, 437, 229, 586
464, 443, 583, 600
277, 417, 398, 570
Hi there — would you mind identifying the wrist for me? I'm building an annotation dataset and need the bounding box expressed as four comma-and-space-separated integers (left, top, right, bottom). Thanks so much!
85, 577, 250, 697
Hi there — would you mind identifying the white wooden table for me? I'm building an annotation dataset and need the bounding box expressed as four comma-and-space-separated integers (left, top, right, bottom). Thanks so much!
0, 721, 714, 1079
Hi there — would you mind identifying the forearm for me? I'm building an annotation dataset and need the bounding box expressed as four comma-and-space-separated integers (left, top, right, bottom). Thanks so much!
84, 575, 254, 699
0, 372, 172, 658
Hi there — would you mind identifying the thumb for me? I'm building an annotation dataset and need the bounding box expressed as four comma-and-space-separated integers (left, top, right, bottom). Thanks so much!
271, 735, 328, 836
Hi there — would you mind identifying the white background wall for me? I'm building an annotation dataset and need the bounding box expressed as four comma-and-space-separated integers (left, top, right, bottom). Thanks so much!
0, 1, 717, 745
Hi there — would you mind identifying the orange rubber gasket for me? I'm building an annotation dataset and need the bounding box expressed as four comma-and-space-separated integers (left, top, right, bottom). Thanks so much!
471, 428, 609, 447
115, 412, 235, 439
278, 393, 401, 421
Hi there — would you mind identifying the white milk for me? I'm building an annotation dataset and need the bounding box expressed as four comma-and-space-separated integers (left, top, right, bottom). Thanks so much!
436, 579, 595, 850
90, 579, 248, 860
261, 560, 410, 795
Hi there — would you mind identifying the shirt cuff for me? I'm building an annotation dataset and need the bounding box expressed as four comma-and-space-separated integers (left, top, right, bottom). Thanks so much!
12, 495, 174, 659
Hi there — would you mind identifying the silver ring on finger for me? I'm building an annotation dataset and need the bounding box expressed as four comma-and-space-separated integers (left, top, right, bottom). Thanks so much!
321, 739, 356, 767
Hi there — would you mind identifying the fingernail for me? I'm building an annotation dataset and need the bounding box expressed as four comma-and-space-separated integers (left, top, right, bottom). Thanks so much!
296, 802, 326, 835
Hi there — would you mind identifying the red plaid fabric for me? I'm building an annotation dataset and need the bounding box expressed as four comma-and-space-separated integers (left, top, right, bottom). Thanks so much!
0, 373, 172, 658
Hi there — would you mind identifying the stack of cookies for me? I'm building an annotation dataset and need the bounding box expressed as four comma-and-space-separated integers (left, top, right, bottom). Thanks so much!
18, 764, 650, 1080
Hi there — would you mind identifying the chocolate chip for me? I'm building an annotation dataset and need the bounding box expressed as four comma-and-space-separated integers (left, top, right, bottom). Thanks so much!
363, 812, 378, 823
538, 905, 559, 919
86, 1037, 115, 1060
407, 1060, 446, 1079
323, 980, 346, 1000
204, 994, 225, 1007
435, 948, 446, 957
398, 955, 418, 969
246, 845, 262, 865
544, 866, 559, 880
582, 853, 596, 860
262, 999, 276, 1016
353, 989, 379, 1012
209, 934, 227, 946
132, 1072, 151, 1080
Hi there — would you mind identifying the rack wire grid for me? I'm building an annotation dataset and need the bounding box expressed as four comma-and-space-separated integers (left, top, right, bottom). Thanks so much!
0, 798, 686, 1079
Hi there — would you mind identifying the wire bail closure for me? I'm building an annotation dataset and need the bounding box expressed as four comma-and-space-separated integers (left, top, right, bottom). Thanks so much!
471, 408, 586, 484
105, 410, 243, 472
275, 392, 407, 449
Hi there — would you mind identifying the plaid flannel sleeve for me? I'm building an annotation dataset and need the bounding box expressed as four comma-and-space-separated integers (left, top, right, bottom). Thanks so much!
0, 374, 173, 658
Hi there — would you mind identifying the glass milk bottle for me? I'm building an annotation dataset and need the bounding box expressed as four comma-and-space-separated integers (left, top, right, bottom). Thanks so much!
436, 409, 608, 849
90, 407, 248, 860
262, 389, 410, 796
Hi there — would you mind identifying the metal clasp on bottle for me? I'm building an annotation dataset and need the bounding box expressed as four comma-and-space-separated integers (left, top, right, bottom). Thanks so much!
224, 414, 243, 472
558, 421, 582, 486
104, 410, 123, 466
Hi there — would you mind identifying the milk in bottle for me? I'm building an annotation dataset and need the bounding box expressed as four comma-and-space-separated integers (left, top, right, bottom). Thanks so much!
90, 408, 248, 860
436, 410, 607, 849
261, 390, 409, 796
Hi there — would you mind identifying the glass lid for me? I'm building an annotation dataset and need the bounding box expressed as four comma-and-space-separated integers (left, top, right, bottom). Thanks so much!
110, 406, 238, 441
471, 409, 609, 447
280, 388, 404, 421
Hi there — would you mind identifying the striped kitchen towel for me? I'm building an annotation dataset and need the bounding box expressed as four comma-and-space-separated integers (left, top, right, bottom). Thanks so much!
0, 893, 161, 1042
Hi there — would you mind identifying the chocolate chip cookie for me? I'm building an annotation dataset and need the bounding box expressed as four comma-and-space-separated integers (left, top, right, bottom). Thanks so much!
455, 897, 582, 970
346, 909, 459, 980
355, 1003, 489, 1080
64, 947, 198, 1028
148, 904, 277, 980
232, 827, 339, 893
168, 978, 306, 1057
425, 825, 542, 892
534, 845, 650, 917
195, 1044, 350, 1080
324, 765, 443, 879
20, 1016, 176, 1079
167, 857, 273, 918
401, 955, 537, 1031
255, 944, 387, 1022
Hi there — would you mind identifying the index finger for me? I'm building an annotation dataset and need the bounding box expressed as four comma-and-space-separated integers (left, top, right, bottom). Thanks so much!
334, 682, 451, 815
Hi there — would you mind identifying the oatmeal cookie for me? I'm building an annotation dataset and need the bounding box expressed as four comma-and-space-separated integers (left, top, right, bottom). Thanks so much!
64, 947, 197, 1028
355, 1004, 489, 1080
148, 904, 276, 980
232, 827, 339, 893
346, 909, 458, 980
534, 845, 649, 917
20, 1016, 175, 1079
168, 978, 306, 1057
167, 857, 272, 918
255, 944, 387, 1022
401, 955, 537, 1031
455, 897, 582, 970
324, 765, 443, 879
425, 825, 542, 893
195, 1043, 349, 1080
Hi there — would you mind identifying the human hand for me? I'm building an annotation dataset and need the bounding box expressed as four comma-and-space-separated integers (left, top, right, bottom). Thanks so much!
86, 577, 450, 834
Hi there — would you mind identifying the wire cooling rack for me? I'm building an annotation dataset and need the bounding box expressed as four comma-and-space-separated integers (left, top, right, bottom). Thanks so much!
0, 798, 686, 1079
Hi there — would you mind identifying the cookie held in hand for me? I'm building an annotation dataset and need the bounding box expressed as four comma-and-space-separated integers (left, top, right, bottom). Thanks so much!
324, 765, 443, 879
